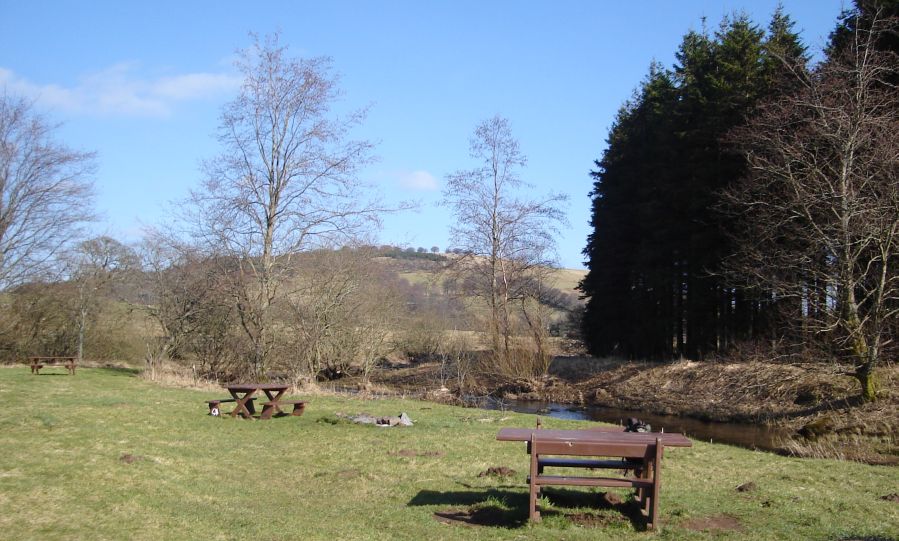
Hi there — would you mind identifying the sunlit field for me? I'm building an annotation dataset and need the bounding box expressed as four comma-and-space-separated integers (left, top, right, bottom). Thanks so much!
1, 367, 896, 541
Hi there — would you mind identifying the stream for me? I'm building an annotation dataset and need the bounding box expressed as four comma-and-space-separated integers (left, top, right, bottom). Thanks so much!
476, 397, 789, 451
325, 384, 789, 451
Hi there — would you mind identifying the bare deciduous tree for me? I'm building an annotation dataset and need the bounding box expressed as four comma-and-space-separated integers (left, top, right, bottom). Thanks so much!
0, 93, 95, 289
68, 236, 136, 362
443, 115, 567, 377
187, 33, 377, 377
137, 234, 235, 380
725, 14, 898, 401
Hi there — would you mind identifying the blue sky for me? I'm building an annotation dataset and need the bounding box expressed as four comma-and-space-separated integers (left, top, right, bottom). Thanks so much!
0, 1, 846, 269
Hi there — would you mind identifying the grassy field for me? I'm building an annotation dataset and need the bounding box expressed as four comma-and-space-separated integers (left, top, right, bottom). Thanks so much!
1, 367, 896, 540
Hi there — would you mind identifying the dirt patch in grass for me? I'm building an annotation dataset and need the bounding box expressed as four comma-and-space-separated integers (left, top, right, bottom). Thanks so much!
681, 514, 744, 533
478, 466, 515, 477
566, 512, 620, 527
433, 507, 510, 527
119, 453, 143, 464
838, 537, 898, 541
881, 493, 899, 503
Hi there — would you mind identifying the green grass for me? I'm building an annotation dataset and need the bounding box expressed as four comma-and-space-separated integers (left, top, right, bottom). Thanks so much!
0, 368, 896, 540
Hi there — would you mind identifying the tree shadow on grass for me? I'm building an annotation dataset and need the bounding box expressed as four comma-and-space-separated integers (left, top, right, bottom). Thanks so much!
408, 487, 649, 530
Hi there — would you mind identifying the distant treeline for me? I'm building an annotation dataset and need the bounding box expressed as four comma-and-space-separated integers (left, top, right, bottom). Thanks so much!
372, 245, 448, 262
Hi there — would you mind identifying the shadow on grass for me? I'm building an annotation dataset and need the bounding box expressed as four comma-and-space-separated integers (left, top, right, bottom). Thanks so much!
409, 489, 528, 528
408, 487, 650, 530
540, 487, 650, 531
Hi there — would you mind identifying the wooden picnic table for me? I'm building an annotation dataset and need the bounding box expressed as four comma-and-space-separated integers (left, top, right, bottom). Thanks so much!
226, 383, 288, 419
497, 427, 692, 529
28, 356, 77, 375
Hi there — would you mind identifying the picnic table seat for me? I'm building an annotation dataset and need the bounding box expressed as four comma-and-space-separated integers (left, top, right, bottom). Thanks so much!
260, 400, 306, 420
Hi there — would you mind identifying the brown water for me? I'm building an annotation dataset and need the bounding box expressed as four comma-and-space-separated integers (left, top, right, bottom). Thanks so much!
485, 398, 788, 451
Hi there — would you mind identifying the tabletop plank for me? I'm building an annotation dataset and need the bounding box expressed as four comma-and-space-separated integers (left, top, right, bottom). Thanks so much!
496, 427, 692, 447
226, 383, 290, 392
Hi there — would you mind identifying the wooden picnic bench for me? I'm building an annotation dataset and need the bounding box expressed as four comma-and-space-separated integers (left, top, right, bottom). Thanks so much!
28, 356, 77, 375
498, 427, 692, 531
260, 400, 306, 420
207, 384, 307, 420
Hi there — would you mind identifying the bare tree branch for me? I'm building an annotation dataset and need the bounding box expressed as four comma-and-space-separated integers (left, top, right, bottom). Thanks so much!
0, 93, 96, 289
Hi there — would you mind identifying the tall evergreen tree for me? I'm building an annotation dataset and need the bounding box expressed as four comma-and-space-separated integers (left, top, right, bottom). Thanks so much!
581, 10, 809, 360
581, 65, 679, 358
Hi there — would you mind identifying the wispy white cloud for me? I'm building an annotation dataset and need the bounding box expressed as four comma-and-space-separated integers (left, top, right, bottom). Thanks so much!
397, 170, 439, 191
0, 63, 240, 117
152, 72, 239, 101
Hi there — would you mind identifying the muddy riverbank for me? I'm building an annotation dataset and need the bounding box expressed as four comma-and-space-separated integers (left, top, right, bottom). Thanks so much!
367, 356, 898, 465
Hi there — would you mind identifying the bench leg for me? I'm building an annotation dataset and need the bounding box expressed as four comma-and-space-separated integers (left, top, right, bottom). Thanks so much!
291, 403, 306, 416
208, 402, 221, 416
529, 483, 541, 523
260, 403, 276, 420
649, 459, 660, 530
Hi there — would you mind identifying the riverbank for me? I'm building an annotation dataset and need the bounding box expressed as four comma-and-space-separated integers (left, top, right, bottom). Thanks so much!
370, 357, 898, 465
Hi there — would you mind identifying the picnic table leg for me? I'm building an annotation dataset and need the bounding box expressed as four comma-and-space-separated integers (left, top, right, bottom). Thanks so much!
229, 390, 257, 418
648, 438, 663, 530
528, 435, 541, 523
258, 389, 286, 420
641, 461, 652, 514
264, 389, 287, 416
635, 459, 647, 508
260, 403, 276, 420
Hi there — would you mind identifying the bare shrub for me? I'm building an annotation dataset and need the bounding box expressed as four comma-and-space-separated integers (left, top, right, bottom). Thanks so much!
284, 246, 399, 386
435, 331, 476, 392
